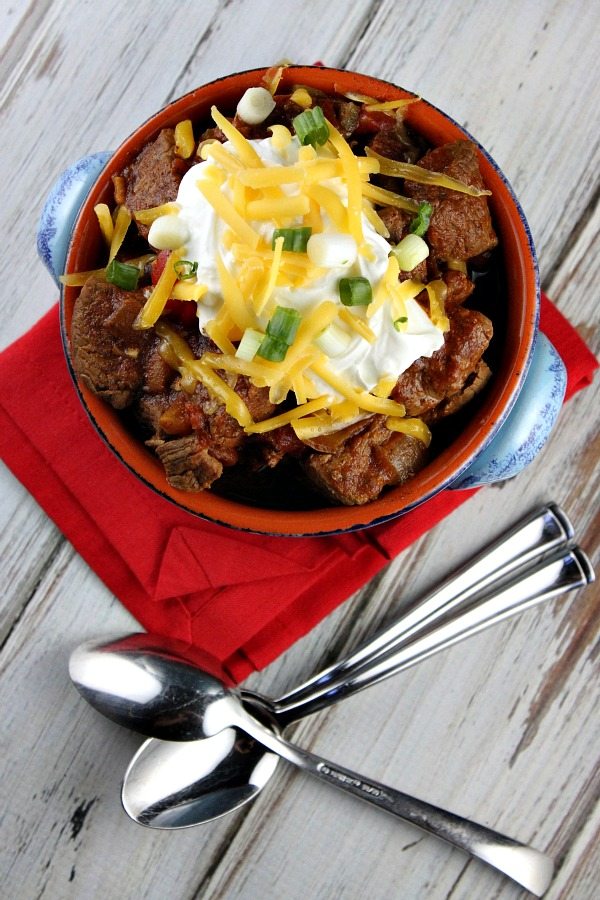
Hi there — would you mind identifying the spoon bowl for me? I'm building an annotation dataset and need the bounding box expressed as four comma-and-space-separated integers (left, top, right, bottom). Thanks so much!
123, 733, 279, 828
69, 633, 234, 741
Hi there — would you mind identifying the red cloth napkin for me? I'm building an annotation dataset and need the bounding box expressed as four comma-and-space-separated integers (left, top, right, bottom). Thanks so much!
0, 295, 596, 681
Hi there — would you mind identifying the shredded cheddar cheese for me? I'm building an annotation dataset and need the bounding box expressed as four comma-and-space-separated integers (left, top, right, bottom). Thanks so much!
135, 249, 183, 329
94, 204, 114, 246
385, 416, 432, 446
197, 178, 261, 249
244, 396, 331, 434
174, 119, 195, 159
108, 206, 132, 262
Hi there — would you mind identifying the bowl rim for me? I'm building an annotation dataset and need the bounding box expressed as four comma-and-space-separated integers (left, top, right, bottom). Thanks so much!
60, 65, 539, 537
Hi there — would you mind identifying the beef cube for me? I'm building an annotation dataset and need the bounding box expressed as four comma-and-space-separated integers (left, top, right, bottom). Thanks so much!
368, 120, 426, 164
403, 141, 498, 260
142, 336, 177, 395
392, 307, 493, 416
442, 268, 475, 308
255, 424, 307, 468
71, 279, 149, 409
155, 434, 223, 492
335, 101, 360, 138
379, 206, 411, 243
425, 360, 492, 423
304, 416, 429, 506
121, 129, 188, 237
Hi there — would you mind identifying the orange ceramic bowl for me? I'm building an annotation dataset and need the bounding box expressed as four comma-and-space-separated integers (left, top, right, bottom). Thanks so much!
58, 66, 540, 536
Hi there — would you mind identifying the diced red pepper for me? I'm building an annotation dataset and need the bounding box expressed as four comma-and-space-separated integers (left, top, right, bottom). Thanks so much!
150, 250, 170, 285
355, 108, 395, 134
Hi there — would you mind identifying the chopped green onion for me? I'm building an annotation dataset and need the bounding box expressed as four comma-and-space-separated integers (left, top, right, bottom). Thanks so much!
272, 226, 312, 253
409, 201, 433, 237
235, 328, 264, 361
390, 233, 429, 271
314, 323, 352, 357
256, 334, 289, 362
256, 306, 302, 362
338, 276, 372, 306
266, 306, 302, 343
174, 259, 199, 280
393, 316, 408, 331
105, 259, 140, 291
292, 105, 329, 148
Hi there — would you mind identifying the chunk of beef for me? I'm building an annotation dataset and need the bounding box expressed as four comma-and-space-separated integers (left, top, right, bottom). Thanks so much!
255, 424, 307, 468
335, 100, 360, 138
155, 434, 223, 492
377, 207, 428, 282
136, 365, 276, 491
71, 279, 149, 409
142, 336, 177, 395
304, 416, 429, 506
121, 129, 189, 237
234, 375, 277, 422
392, 306, 493, 416
425, 360, 492, 424
379, 206, 411, 243
442, 268, 475, 309
368, 120, 427, 164
403, 141, 498, 260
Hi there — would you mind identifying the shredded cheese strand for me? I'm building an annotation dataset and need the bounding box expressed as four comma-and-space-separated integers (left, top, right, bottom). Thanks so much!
94, 204, 114, 246
311, 358, 406, 417
187, 360, 254, 427
108, 206, 132, 262
385, 416, 432, 446
366, 147, 492, 196
135, 249, 183, 329
254, 236, 284, 314
244, 396, 331, 434
211, 106, 264, 168
361, 182, 419, 212
197, 178, 262, 249
325, 118, 364, 245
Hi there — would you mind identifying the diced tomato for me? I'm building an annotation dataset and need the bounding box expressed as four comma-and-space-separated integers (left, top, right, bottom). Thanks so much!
150, 250, 170, 284
164, 298, 198, 328
355, 109, 395, 134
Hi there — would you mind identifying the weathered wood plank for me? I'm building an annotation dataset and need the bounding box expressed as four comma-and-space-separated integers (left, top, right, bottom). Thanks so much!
345, 0, 600, 285
0, 0, 598, 898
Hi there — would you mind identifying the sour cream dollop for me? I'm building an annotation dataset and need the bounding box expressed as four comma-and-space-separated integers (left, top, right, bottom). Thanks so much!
173, 134, 444, 396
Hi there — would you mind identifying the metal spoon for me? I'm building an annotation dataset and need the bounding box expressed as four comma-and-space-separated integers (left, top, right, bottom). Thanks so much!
69, 505, 589, 823
119, 663, 555, 896
71, 548, 592, 895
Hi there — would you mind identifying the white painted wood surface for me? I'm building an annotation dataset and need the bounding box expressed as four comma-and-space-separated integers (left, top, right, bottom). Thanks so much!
1, 1, 598, 898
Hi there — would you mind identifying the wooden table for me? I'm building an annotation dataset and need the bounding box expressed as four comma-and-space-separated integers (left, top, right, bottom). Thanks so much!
1, 1, 598, 897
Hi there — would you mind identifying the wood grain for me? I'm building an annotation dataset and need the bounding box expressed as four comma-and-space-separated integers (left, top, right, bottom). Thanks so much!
0, 0, 598, 898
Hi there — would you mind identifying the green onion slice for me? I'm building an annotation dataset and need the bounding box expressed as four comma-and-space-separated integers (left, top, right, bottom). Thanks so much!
272, 226, 312, 253
409, 201, 433, 237
338, 276, 372, 307
292, 105, 329, 148
105, 259, 140, 291
256, 334, 289, 362
174, 259, 199, 280
266, 306, 302, 344
235, 328, 264, 361
393, 316, 409, 331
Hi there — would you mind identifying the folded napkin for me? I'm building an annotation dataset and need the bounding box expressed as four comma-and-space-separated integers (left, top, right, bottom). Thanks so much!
0, 294, 596, 681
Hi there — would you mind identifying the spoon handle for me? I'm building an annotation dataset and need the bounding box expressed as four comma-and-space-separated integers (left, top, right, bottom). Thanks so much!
235, 711, 553, 896
272, 504, 572, 711
269, 545, 593, 722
